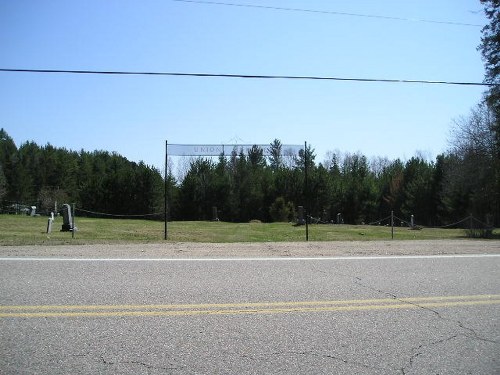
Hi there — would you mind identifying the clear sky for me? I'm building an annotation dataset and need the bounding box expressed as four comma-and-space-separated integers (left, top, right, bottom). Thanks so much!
0, 0, 489, 171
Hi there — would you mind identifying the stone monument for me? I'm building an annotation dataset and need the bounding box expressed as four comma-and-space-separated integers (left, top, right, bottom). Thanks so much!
297, 206, 305, 225
61, 204, 73, 232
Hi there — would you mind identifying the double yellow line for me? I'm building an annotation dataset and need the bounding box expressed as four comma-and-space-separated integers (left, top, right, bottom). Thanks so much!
1, 295, 499, 318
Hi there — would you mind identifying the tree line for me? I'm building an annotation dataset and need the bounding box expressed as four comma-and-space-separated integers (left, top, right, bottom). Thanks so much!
0, 123, 498, 227
0, 131, 164, 218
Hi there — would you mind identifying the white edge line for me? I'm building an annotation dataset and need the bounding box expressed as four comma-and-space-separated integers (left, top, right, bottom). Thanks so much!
0, 254, 500, 261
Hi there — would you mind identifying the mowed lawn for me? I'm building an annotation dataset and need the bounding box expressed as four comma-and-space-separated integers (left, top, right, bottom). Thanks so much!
0, 214, 492, 246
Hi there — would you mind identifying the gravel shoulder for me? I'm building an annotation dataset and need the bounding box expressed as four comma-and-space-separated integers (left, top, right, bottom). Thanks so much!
1, 240, 499, 258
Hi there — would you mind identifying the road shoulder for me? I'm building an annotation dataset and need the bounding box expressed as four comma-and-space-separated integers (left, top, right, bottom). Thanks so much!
1, 240, 499, 258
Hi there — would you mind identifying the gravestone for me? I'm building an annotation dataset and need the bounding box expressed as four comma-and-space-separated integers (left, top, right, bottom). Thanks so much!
212, 206, 219, 221
336, 213, 343, 224
61, 204, 73, 232
297, 206, 305, 225
46, 212, 55, 234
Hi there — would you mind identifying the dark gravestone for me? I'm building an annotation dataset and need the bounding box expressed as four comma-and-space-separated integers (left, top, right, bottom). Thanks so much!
336, 213, 343, 224
297, 206, 305, 225
61, 204, 73, 232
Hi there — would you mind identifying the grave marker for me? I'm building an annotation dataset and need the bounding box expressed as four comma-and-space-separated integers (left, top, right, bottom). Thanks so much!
61, 204, 73, 232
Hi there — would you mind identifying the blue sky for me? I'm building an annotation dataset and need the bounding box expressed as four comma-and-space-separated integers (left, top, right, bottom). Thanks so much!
0, 0, 488, 171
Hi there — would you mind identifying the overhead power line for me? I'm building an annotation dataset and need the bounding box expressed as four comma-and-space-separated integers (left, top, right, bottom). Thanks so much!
173, 0, 483, 28
0, 68, 494, 87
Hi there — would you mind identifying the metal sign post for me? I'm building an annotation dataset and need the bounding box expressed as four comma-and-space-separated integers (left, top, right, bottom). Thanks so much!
72, 203, 75, 239
164, 140, 168, 240
304, 141, 309, 241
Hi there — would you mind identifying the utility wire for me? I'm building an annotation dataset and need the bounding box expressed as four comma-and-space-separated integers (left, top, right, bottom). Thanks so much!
0, 68, 495, 87
173, 0, 483, 28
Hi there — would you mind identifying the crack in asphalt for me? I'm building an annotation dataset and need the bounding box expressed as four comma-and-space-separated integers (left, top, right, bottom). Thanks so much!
99, 355, 114, 366
98, 355, 182, 371
270, 350, 390, 372
352, 276, 499, 343
241, 349, 391, 372
309, 264, 499, 374
122, 360, 181, 371
400, 335, 460, 375
351, 276, 500, 374
352, 276, 442, 315
455, 319, 499, 345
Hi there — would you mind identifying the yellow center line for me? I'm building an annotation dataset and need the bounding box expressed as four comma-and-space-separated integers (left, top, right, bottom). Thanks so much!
0, 295, 499, 318
1, 294, 499, 312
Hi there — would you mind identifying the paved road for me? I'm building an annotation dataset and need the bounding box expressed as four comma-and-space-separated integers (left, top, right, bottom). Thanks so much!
1, 254, 499, 374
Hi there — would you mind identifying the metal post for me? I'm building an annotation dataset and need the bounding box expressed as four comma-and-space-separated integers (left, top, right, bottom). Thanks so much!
72, 203, 75, 239
391, 210, 394, 240
304, 141, 309, 241
164, 140, 168, 240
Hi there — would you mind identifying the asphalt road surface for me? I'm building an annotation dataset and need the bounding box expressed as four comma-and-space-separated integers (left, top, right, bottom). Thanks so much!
1, 252, 499, 374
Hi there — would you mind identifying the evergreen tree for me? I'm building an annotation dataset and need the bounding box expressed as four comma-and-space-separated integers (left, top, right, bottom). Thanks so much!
0, 164, 6, 203
340, 153, 377, 224
379, 159, 404, 216
0, 129, 17, 203
401, 157, 434, 226
179, 158, 217, 220
268, 139, 283, 170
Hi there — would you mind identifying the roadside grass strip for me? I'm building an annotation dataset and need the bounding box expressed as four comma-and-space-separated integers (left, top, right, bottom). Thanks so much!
1, 295, 499, 318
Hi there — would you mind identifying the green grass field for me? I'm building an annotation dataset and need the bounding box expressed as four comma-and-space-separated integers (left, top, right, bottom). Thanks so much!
1, 214, 497, 246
